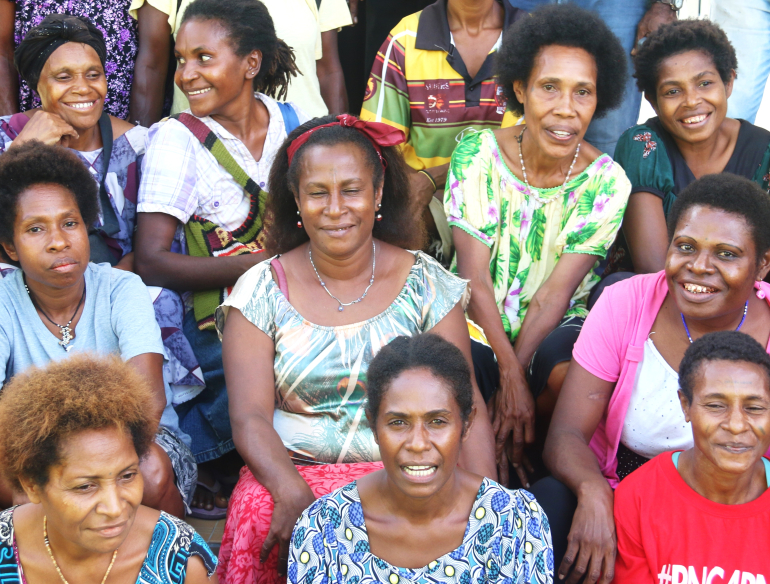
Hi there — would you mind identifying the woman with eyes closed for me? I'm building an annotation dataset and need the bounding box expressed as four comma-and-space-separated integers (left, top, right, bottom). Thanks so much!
0, 355, 217, 584
215, 114, 496, 584
134, 0, 308, 518
289, 334, 553, 584
610, 19, 770, 276
537, 173, 770, 584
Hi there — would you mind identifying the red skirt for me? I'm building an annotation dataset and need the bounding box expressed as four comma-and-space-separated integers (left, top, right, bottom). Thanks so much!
217, 462, 383, 584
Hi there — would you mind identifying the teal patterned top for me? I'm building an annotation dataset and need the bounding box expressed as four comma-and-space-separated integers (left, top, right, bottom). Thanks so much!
216, 250, 467, 465
444, 129, 630, 343
288, 478, 553, 584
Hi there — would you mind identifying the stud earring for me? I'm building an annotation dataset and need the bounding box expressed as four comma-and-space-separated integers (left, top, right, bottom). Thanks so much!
376, 203, 382, 221
297, 210, 302, 228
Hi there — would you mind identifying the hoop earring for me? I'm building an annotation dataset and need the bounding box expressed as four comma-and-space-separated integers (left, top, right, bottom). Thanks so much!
297, 210, 303, 228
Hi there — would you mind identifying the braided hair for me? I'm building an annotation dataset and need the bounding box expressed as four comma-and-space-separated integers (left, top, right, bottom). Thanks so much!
181, 0, 299, 100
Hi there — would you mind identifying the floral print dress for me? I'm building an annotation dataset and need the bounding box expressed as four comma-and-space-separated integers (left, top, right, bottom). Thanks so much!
12, 0, 138, 119
444, 129, 630, 343
289, 478, 554, 584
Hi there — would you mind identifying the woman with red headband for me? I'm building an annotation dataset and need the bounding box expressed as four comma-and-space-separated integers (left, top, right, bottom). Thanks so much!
215, 114, 496, 584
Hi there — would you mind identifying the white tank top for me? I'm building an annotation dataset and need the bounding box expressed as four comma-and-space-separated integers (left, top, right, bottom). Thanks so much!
620, 337, 693, 459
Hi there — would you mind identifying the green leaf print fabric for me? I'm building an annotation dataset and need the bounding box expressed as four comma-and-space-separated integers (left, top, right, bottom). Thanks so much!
444, 129, 631, 343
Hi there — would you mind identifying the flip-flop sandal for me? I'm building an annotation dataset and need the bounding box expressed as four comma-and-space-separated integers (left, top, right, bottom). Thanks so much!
188, 479, 228, 520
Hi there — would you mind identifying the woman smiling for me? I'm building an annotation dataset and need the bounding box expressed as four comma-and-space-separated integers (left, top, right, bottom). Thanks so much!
614, 331, 770, 581
215, 115, 495, 584
135, 0, 308, 517
612, 19, 770, 275
289, 335, 552, 584
539, 173, 770, 583
445, 3, 630, 487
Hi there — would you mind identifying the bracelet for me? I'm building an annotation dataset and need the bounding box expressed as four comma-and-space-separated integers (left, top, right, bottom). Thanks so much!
418, 169, 437, 192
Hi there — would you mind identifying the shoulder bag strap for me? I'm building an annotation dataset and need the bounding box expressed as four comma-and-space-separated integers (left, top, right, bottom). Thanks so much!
275, 101, 301, 135
97, 112, 119, 236
171, 113, 261, 197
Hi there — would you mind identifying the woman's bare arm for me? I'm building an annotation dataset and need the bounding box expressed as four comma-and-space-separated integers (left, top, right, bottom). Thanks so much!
134, 213, 265, 291
222, 308, 315, 575
129, 2, 171, 127
543, 363, 617, 584
623, 192, 668, 274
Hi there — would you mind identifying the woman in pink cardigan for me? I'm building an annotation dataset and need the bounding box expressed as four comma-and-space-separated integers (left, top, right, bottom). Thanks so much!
535, 172, 770, 584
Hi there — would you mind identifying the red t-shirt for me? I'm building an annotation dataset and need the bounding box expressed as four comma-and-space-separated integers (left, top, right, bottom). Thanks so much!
614, 451, 770, 584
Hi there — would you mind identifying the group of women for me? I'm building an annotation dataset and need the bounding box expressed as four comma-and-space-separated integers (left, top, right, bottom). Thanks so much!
1, 0, 770, 583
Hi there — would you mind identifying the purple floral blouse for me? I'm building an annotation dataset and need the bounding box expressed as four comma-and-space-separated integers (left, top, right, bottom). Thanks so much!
12, 0, 138, 119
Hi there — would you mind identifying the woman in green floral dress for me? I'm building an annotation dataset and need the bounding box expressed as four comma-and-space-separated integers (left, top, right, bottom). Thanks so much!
444, 4, 631, 487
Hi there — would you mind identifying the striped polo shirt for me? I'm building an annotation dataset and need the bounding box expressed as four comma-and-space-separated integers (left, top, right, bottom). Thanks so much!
360, 0, 524, 170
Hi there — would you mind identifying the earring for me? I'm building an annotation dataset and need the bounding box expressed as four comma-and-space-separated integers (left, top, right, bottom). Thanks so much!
758, 288, 766, 300
296, 210, 302, 228
376, 204, 382, 222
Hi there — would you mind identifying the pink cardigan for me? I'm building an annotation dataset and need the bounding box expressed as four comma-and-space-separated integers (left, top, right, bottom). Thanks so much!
573, 271, 770, 488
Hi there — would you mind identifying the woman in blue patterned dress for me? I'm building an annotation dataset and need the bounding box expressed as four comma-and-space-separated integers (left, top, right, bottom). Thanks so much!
0, 354, 217, 584
290, 334, 553, 584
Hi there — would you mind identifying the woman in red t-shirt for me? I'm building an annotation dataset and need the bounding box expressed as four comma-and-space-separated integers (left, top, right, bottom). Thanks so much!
614, 330, 770, 583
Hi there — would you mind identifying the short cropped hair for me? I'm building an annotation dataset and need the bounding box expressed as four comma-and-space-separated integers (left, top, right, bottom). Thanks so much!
679, 331, 770, 404
495, 3, 627, 118
0, 354, 156, 491
667, 173, 770, 261
365, 334, 474, 427
0, 141, 98, 245
634, 19, 737, 99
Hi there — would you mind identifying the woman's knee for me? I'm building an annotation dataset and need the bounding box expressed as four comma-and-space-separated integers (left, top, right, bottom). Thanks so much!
140, 442, 179, 507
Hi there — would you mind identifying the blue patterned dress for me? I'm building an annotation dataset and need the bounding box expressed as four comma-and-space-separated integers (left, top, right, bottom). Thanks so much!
288, 478, 554, 584
0, 509, 217, 584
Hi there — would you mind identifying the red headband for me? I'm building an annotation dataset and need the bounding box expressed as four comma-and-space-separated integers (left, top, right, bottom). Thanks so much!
286, 114, 405, 169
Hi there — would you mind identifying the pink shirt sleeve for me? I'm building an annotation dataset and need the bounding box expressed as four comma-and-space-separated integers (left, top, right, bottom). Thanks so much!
572, 283, 625, 383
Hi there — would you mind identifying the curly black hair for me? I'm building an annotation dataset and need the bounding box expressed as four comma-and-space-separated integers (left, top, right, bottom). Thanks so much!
0, 141, 98, 246
365, 334, 474, 430
181, 0, 299, 100
679, 331, 770, 404
494, 3, 627, 118
0, 354, 156, 490
264, 115, 425, 255
634, 19, 737, 100
667, 173, 770, 262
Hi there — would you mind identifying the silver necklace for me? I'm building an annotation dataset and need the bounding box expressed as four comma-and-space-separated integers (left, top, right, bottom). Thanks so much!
517, 126, 581, 204
24, 279, 86, 352
309, 242, 376, 312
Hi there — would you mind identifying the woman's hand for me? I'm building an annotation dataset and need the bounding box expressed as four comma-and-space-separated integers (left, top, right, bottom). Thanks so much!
559, 481, 616, 584
11, 111, 79, 147
490, 363, 535, 487
261, 479, 316, 576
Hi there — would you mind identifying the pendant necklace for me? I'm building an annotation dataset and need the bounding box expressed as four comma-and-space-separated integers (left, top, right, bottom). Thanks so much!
680, 300, 748, 343
44, 516, 118, 584
24, 278, 86, 352
517, 126, 581, 204
309, 241, 376, 312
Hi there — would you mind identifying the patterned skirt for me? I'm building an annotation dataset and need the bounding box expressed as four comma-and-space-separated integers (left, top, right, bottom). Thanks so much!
218, 462, 384, 584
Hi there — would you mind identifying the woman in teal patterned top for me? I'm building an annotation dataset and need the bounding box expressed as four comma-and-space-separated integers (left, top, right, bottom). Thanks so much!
215, 116, 496, 584
0, 355, 217, 584
444, 4, 630, 488
289, 334, 553, 584
613, 19, 770, 275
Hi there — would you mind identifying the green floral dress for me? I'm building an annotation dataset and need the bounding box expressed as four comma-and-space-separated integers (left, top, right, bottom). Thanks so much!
444, 129, 630, 343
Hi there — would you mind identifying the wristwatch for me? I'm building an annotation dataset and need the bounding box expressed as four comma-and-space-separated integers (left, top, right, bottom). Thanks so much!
656, 0, 683, 10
